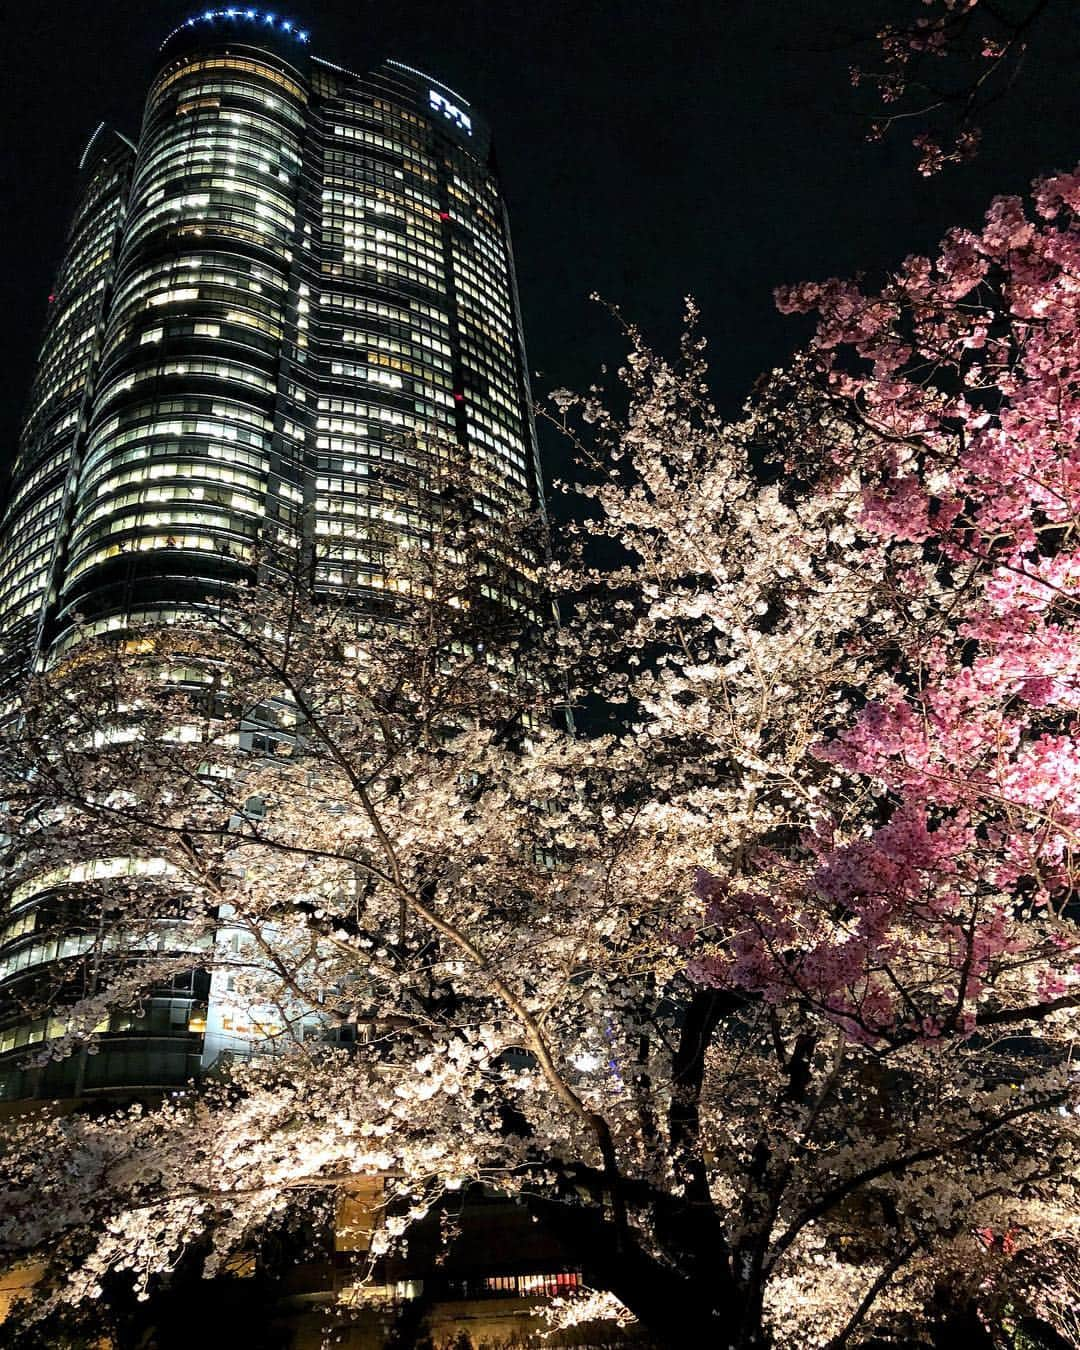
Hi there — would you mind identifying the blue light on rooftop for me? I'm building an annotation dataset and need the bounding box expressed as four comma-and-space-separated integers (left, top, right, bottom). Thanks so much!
165, 8, 311, 46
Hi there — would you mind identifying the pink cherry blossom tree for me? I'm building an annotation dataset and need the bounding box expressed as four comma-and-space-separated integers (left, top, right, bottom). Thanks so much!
850, 0, 1054, 174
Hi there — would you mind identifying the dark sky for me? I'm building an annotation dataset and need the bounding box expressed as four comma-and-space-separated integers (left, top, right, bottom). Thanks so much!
2, 0, 1077, 503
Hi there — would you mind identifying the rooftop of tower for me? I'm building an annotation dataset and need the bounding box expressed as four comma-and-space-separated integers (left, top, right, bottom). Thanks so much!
161, 7, 311, 49
158, 8, 476, 122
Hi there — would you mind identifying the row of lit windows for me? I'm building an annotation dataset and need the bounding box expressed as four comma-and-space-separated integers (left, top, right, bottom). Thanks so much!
92, 397, 270, 448
0, 910, 36, 947
79, 481, 265, 535
70, 506, 261, 560
459, 223, 509, 278
337, 99, 430, 148
137, 110, 303, 200
110, 312, 281, 369
454, 278, 513, 339
321, 257, 444, 296
63, 533, 254, 589
327, 221, 445, 276
336, 239, 444, 285
135, 157, 294, 220
321, 154, 439, 208
321, 289, 450, 335
30, 349, 95, 418
137, 115, 301, 184
331, 123, 433, 166
112, 257, 286, 329
49, 605, 204, 658
460, 333, 520, 387
0, 933, 94, 984
85, 458, 267, 506
451, 168, 500, 209
335, 217, 442, 263
122, 250, 287, 307
68, 164, 129, 239
45, 277, 107, 347
459, 310, 515, 360
327, 203, 443, 255
0, 922, 204, 988
315, 497, 427, 529
8, 855, 176, 912
0, 1000, 207, 1060
29, 322, 97, 406
68, 506, 258, 572
133, 288, 282, 336
123, 189, 294, 256
0, 579, 49, 630
152, 121, 302, 195
1, 543, 59, 625
461, 368, 522, 425
83, 418, 268, 482
0, 1015, 79, 1058
25, 368, 93, 432
97, 359, 276, 413
0, 546, 55, 622
0, 484, 64, 554
176, 94, 222, 117
54, 200, 125, 298
321, 184, 441, 227
161, 175, 295, 230
331, 347, 449, 387
151, 56, 308, 108
313, 562, 420, 594
212, 105, 305, 154
0, 521, 59, 593
136, 120, 301, 187
317, 403, 423, 434
341, 327, 452, 370
81, 441, 269, 490
167, 77, 305, 127
316, 441, 428, 472
4, 438, 76, 519
466, 405, 527, 454
0, 535, 56, 599
453, 251, 513, 319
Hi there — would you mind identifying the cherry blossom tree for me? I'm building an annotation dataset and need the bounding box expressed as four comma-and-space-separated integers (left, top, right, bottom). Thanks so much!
850, 0, 1055, 174
3, 168, 1080, 1349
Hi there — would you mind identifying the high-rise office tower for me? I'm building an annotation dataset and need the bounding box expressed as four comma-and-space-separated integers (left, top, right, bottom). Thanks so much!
0, 8, 542, 1101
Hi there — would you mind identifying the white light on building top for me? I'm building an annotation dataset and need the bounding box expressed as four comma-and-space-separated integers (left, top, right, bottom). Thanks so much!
429, 89, 472, 135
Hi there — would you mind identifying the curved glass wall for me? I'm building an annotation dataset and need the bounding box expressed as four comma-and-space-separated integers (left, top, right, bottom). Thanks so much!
0, 130, 132, 707
55, 37, 312, 641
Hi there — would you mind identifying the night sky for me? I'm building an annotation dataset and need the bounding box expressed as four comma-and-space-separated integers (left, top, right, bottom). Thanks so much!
2, 0, 1077, 507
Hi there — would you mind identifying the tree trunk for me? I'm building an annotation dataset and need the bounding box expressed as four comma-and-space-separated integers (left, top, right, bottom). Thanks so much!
524, 1193, 769, 1349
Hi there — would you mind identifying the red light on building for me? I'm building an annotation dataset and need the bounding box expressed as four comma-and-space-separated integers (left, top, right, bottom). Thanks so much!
439, 210, 450, 220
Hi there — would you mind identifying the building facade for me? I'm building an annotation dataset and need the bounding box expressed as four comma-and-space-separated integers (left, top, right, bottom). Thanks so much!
0, 8, 542, 1102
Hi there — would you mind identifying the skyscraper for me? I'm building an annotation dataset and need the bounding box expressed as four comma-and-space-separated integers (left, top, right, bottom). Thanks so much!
0, 8, 542, 1101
